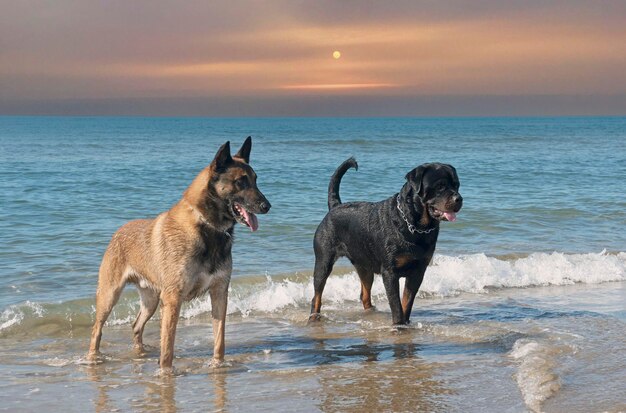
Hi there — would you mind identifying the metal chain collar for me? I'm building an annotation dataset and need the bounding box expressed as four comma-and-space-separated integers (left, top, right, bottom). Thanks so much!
396, 194, 437, 235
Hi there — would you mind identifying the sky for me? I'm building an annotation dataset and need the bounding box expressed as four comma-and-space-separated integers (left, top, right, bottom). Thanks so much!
1, 0, 626, 117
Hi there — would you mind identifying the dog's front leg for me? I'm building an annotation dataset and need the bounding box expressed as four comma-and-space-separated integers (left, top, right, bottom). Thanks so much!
209, 281, 229, 365
401, 271, 425, 322
382, 269, 405, 325
159, 290, 182, 370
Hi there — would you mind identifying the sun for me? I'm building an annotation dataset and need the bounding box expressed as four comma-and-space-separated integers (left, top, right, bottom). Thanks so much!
332, 50, 341, 59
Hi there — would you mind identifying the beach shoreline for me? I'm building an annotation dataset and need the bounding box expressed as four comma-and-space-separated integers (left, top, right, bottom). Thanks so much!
1, 280, 624, 412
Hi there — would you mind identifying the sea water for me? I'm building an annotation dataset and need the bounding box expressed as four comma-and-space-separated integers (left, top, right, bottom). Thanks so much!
0, 116, 624, 412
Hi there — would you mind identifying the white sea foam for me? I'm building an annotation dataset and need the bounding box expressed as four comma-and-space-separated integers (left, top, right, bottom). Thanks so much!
43, 357, 73, 367
2, 251, 624, 329
510, 338, 568, 413
0, 301, 45, 332
178, 251, 625, 319
0, 308, 24, 331
422, 250, 625, 295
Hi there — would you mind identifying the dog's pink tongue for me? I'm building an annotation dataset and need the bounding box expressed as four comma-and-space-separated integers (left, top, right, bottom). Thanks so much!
248, 212, 258, 232
241, 208, 259, 232
443, 212, 457, 222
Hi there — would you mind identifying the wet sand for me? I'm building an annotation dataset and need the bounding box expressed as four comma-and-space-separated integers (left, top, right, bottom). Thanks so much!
1, 281, 624, 413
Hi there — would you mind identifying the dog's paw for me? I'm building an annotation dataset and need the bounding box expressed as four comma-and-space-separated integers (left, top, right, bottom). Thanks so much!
390, 323, 411, 333
208, 358, 229, 369
155, 366, 178, 377
79, 351, 106, 365
207, 359, 248, 374
307, 313, 322, 324
133, 343, 157, 356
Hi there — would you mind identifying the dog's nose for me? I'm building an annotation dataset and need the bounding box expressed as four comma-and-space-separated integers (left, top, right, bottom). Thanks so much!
259, 201, 271, 214
453, 194, 463, 207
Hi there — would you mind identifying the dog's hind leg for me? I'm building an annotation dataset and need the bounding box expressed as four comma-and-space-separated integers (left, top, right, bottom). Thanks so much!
132, 286, 159, 351
355, 266, 375, 310
88, 254, 126, 357
309, 252, 336, 322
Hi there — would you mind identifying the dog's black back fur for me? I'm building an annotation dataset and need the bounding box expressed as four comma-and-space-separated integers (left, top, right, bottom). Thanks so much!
310, 158, 462, 325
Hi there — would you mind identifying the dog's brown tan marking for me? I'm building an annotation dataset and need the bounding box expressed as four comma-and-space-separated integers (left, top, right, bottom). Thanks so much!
87, 137, 270, 370
356, 266, 375, 310
394, 254, 414, 269
419, 211, 432, 227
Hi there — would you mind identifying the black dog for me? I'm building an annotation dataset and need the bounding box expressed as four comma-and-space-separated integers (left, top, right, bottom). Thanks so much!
309, 158, 462, 325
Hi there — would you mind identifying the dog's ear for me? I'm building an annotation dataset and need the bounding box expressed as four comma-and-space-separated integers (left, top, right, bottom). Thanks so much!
405, 164, 429, 196
447, 164, 460, 188
234, 136, 252, 163
212, 141, 232, 171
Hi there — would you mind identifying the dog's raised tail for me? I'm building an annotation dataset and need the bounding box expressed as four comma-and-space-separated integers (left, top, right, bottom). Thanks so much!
328, 157, 358, 210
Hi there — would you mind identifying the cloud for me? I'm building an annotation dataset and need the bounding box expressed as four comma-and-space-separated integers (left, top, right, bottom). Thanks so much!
1, 1, 625, 115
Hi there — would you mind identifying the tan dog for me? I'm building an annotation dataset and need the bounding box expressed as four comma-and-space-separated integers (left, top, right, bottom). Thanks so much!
87, 137, 270, 370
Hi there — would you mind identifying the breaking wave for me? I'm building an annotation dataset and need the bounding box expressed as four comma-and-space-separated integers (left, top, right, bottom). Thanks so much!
1, 251, 624, 335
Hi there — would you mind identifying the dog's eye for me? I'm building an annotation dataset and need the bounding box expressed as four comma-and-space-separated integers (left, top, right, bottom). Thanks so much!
237, 177, 249, 189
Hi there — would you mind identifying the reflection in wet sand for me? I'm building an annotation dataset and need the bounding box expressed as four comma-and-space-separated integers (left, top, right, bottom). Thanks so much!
85, 365, 111, 413
142, 375, 177, 413
85, 358, 179, 413
308, 330, 451, 412
211, 371, 227, 412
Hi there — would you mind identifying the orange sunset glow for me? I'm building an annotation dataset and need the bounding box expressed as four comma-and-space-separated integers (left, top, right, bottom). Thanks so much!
1, 1, 625, 116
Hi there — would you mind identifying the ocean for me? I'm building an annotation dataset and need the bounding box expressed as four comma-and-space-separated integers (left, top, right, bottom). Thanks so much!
0, 116, 624, 412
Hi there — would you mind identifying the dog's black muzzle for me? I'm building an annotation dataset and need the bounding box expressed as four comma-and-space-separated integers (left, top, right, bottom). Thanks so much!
452, 193, 463, 212
258, 199, 271, 214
